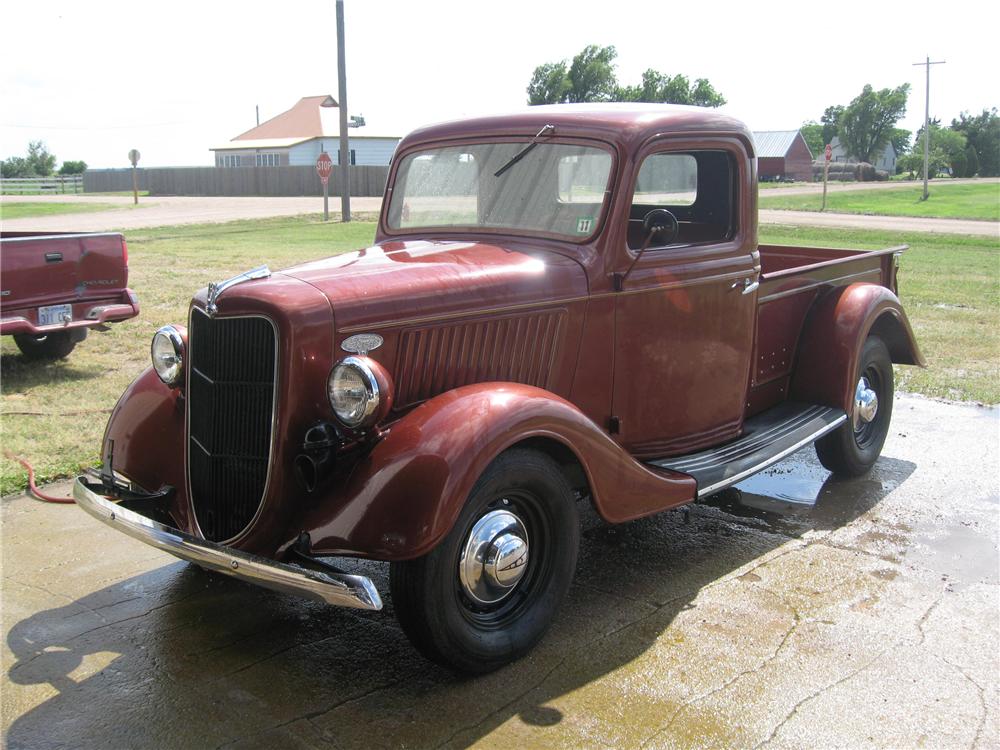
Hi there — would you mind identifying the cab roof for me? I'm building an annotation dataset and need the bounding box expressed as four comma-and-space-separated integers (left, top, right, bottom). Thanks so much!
400, 104, 755, 156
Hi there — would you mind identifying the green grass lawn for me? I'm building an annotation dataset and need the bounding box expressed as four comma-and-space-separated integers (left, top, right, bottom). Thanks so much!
759, 181, 1000, 221
1, 216, 996, 492
0, 201, 125, 219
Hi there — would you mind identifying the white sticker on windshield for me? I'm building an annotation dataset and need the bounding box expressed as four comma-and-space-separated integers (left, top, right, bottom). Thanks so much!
576, 217, 594, 234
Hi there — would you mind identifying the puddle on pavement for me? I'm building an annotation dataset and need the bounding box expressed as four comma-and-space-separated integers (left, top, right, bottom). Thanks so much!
906, 521, 1000, 589
700, 453, 998, 588
699, 452, 897, 535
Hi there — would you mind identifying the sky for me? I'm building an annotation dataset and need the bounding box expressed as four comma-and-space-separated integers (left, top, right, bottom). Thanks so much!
2, 0, 997, 168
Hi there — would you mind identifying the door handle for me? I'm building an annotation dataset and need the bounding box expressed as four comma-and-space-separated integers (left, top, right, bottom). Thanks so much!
731, 277, 759, 295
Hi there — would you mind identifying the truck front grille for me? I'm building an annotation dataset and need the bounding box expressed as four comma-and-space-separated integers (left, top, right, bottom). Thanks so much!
187, 309, 276, 542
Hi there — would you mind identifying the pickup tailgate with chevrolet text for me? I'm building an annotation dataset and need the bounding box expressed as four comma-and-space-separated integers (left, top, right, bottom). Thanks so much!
74, 105, 923, 673
1, 231, 139, 359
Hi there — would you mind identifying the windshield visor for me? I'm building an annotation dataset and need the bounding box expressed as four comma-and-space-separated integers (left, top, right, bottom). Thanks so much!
386, 142, 613, 241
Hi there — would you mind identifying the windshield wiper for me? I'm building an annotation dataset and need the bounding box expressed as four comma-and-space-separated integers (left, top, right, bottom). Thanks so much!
493, 124, 555, 178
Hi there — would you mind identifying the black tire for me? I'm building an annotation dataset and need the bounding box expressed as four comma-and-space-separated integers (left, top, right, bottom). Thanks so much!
390, 448, 579, 674
816, 336, 893, 477
13, 329, 86, 361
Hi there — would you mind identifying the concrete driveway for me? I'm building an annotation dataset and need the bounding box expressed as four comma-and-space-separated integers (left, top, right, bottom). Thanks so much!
3, 193, 998, 237
2, 394, 997, 749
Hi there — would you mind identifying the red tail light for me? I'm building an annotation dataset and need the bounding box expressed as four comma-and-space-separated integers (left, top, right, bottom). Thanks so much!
122, 238, 129, 266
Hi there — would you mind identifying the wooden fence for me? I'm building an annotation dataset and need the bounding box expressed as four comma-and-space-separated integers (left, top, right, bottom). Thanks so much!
83, 166, 388, 197
1, 175, 84, 195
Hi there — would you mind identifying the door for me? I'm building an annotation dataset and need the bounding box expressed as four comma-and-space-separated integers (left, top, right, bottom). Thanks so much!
612, 146, 758, 459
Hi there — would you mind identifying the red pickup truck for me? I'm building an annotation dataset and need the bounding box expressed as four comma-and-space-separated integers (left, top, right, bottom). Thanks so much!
1, 231, 139, 359
74, 105, 923, 673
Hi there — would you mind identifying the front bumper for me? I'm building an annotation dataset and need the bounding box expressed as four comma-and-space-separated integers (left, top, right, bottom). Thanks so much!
73, 477, 382, 611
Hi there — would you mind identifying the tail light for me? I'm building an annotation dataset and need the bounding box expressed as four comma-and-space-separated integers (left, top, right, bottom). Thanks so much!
121, 238, 129, 267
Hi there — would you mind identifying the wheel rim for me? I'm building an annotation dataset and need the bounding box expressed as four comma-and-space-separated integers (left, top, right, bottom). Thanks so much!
458, 509, 529, 605
853, 370, 881, 448
455, 491, 552, 627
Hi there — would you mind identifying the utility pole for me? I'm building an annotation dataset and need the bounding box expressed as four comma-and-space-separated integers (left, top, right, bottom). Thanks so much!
336, 0, 351, 222
912, 55, 945, 201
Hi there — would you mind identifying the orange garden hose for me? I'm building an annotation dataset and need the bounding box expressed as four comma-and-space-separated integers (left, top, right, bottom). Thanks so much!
3, 451, 75, 504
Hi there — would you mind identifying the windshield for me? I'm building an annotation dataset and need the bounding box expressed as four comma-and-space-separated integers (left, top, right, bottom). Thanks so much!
386, 141, 613, 240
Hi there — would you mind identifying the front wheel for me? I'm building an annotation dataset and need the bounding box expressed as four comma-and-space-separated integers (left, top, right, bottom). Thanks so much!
390, 448, 579, 674
815, 335, 894, 477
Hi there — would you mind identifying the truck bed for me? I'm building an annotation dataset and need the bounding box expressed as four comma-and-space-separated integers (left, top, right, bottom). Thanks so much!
748, 243, 907, 416
0, 231, 139, 337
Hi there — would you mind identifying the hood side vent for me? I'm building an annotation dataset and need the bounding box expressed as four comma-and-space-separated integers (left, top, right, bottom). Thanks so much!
394, 311, 565, 409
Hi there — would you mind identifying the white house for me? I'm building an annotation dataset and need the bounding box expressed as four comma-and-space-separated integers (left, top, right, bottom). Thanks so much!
828, 137, 897, 174
211, 95, 401, 168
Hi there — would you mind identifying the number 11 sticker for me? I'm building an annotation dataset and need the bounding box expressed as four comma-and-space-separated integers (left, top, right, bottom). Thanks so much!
576, 217, 594, 234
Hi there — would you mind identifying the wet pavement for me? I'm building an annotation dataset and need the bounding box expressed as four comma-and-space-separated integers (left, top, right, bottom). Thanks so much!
2, 394, 997, 749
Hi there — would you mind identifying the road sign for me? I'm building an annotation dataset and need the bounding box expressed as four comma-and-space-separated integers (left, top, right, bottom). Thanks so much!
316, 152, 333, 185
128, 149, 141, 167
824, 144, 832, 162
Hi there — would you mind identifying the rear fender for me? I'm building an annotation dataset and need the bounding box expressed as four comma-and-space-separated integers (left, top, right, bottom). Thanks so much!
790, 283, 924, 412
299, 383, 696, 561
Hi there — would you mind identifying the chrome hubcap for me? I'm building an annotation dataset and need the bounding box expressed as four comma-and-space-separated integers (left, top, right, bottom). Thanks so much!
854, 376, 879, 431
458, 508, 529, 605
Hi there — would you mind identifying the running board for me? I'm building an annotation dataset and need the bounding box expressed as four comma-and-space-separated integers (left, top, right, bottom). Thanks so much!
648, 403, 847, 497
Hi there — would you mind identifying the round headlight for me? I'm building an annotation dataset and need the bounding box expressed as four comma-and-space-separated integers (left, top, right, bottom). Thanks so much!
151, 325, 185, 387
328, 356, 381, 428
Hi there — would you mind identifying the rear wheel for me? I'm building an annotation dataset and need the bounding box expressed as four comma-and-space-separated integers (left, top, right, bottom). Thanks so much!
13, 329, 86, 361
390, 448, 579, 674
816, 336, 893, 477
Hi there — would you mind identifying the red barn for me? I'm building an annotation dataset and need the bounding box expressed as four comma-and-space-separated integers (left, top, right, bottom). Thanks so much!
753, 130, 814, 181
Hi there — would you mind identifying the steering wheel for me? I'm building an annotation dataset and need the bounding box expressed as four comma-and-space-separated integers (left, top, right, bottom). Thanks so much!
642, 208, 679, 245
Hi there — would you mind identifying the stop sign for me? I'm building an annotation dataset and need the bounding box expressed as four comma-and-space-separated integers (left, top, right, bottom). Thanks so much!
824, 144, 832, 162
316, 152, 333, 184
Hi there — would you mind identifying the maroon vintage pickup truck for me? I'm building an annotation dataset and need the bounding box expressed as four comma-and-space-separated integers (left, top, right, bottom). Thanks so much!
1, 231, 139, 359
74, 105, 922, 673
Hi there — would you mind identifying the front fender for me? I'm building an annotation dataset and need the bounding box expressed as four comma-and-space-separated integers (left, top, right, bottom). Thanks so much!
100, 366, 193, 530
298, 383, 696, 561
790, 282, 924, 412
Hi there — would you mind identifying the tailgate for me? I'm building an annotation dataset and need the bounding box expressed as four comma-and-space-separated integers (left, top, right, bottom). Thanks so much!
0, 232, 128, 309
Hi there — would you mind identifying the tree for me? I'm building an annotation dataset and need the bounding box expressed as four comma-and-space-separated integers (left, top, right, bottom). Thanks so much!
527, 61, 571, 105
838, 84, 910, 164
616, 69, 726, 107
908, 123, 967, 176
58, 160, 87, 175
965, 145, 979, 177
526, 45, 725, 108
566, 44, 618, 103
951, 109, 1000, 177
1, 157, 33, 178
26, 141, 57, 176
821, 105, 844, 146
889, 128, 911, 157
800, 121, 824, 156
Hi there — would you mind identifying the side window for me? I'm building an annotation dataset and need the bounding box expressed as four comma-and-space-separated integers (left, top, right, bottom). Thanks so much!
628, 150, 736, 250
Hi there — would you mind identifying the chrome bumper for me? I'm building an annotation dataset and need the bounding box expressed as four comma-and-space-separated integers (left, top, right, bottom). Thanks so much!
73, 477, 382, 611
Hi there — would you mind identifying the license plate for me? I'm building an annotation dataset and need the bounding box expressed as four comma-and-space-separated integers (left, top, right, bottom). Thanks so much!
38, 304, 72, 326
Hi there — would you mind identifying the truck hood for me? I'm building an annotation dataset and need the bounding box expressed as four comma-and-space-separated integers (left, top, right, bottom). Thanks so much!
280, 239, 589, 331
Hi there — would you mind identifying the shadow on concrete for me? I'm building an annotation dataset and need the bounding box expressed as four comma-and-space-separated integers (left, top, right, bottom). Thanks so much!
5, 453, 915, 749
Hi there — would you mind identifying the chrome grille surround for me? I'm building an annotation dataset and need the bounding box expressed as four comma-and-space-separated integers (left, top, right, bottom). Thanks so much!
186, 307, 278, 543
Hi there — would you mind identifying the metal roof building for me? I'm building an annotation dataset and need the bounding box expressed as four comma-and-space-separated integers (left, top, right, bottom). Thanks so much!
752, 130, 814, 182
